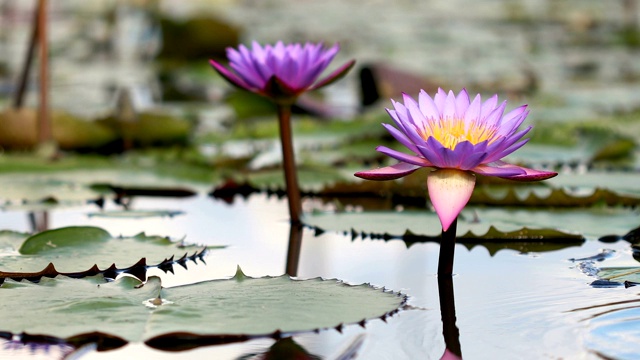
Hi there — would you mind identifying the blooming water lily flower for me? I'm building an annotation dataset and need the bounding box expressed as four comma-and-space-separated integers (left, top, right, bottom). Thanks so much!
355, 88, 557, 232
210, 41, 354, 225
209, 41, 355, 105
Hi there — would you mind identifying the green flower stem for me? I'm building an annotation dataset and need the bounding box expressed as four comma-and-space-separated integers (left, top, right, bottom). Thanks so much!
276, 104, 303, 224
438, 217, 457, 276
438, 274, 462, 358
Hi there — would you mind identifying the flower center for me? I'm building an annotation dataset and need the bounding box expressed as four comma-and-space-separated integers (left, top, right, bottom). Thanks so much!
423, 117, 497, 150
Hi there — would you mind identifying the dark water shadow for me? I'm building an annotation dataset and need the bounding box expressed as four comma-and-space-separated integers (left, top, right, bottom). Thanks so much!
438, 275, 463, 359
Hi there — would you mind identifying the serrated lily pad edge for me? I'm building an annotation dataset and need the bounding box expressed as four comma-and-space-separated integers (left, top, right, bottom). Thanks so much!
0, 248, 208, 284
303, 222, 585, 248
1, 267, 411, 353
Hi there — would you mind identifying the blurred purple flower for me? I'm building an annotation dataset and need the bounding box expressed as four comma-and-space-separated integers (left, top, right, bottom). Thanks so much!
355, 88, 557, 231
209, 41, 355, 104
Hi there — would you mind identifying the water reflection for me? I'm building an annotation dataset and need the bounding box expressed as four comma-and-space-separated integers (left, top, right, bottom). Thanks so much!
438, 275, 462, 359
236, 337, 320, 360
27, 211, 49, 232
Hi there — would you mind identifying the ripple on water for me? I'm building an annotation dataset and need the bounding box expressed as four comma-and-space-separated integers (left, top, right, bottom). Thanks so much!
579, 300, 640, 360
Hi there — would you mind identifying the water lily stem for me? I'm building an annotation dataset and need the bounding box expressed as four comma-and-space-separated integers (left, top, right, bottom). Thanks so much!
438, 217, 457, 276
277, 104, 303, 224
37, 0, 51, 144
285, 223, 303, 276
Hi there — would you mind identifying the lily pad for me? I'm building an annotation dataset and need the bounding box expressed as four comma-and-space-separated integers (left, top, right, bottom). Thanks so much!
0, 269, 406, 351
87, 210, 184, 219
546, 172, 640, 197
304, 207, 640, 246
596, 267, 640, 284
0, 226, 210, 276
0, 170, 206, 209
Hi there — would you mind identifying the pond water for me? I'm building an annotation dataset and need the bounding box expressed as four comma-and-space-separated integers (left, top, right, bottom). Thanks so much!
1, 191, 638, 359
1, 1, 640, 359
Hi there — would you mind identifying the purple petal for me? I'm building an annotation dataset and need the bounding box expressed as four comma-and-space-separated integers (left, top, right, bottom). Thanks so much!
480, 94, 498, 119
403, 93, 427, 129
310, 59, 355, 90
502, 104, 528, 124
355, 162, 422, 181
464, 94, 482, 123
459, 151, 488, 170
418, 90, 440, 120
496, 108, 528, 137
484, 127, 531, 162
483, 100, 507, 128
485, 126, 530, 156
419, 137, 449, 166
471, 161, 526, 177
455, 89, 470, 118
450, 141, 483, 169
377, 146, 433, 167
473, 161, 557, 181
442, 90, 457, 120
491, 138, 530, 160
209, 59, 253, 90
416, 144, 444, 168
441, 147, 461, 168
433, 88, 448, 116
388, 103, 427, 147
382, 123, 419, 153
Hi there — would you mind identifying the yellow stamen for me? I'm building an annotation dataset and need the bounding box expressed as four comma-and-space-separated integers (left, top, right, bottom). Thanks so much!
422, 118, 497, 150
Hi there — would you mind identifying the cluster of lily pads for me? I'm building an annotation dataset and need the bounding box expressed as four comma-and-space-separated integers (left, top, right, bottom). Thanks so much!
2, 39, 640, 359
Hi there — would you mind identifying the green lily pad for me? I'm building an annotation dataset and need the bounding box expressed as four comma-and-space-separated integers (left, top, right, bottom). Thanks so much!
0, 269, 406, 351
304, 207, 640, 245
312, 177, 640, 209
87, 210, 184, 219
0, 226, 210, 276
471, 186, 640, 207
597, 267, 640, 283
0, 171, 208, 216
546, 172, 640, 197
0, 174, 99, 202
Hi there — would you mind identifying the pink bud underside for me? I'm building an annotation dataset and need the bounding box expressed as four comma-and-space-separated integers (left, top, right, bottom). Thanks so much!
427, 169, 476, 232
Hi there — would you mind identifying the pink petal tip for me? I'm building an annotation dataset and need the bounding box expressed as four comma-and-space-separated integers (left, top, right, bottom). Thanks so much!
427, 169, 476, 231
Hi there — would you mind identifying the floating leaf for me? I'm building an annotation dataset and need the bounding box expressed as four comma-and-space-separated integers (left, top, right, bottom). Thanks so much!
211, 174, 640, 209
305, 207, 638, 240
87, 210, 184, 219
89, 184, 198, 198
0, 174, 99, 203
546, 172, 640, 197
303, 207, 640, 252
0, 270, 406, 351
471, 186, 640, 207
0, 226, 210, 278
597, 267, 640, 284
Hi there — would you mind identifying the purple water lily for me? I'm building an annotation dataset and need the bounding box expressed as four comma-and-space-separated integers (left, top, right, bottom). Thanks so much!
210, 41, 354, 225
355, 88, 557, 232
209, 41, 355, 104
